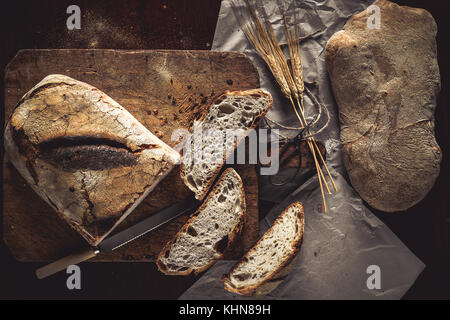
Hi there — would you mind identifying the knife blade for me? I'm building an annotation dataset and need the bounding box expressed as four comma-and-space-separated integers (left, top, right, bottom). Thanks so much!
35, 197, 199, 279
98, 197, 198, 253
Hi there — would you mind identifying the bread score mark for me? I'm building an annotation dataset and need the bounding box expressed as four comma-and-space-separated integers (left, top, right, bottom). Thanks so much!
38, 136, 159, 171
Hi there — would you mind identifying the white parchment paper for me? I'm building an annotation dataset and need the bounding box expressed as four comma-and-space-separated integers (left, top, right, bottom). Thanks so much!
179, 0, 425, 299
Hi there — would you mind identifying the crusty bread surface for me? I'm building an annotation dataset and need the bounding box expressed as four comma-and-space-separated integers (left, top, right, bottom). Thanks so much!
4, 74, 180, 246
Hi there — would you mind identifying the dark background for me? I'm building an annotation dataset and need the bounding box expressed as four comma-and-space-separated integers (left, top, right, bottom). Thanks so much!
0, 0, 448, 299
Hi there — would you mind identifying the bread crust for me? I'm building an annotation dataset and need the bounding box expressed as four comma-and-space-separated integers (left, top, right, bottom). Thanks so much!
156, 168, 246, 276
325, 0, 441, 212
4, 74, 180, 246
221, 202, 304, 296
180, 88, 273, 201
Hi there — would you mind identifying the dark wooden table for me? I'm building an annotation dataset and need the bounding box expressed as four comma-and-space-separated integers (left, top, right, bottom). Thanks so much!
0, 0, 448, 299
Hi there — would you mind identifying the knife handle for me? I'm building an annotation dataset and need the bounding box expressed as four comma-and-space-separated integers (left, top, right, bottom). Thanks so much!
35, 247, 98, 279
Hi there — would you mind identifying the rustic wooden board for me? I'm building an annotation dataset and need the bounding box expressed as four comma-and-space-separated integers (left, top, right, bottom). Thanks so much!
3, 49, 260, 262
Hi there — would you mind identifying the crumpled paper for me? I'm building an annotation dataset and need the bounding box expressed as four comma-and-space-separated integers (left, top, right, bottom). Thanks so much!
179, 0, 425, 299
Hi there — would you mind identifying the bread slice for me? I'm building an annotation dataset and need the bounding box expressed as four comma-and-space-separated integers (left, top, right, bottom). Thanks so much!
181, 89, 273, 200
156, 168, 246, 275
221, 202, 304, 296
3, 74, 180, 246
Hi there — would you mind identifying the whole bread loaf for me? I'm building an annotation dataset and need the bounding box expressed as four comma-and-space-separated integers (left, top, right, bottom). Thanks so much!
4, 74, 180, 245
325, 0, 441, 212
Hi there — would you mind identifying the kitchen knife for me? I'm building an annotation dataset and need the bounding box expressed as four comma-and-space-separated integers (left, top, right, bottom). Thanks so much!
35, 197, 199, 279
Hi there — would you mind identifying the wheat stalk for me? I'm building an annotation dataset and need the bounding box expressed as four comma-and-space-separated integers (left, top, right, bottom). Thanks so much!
287, 15, 338, 193
234, 0, 338, 212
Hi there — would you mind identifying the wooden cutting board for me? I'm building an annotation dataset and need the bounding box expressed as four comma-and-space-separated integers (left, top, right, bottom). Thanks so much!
3, 49, 260, 262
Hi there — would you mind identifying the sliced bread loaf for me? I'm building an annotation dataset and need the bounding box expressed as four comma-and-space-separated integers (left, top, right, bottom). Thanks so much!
4, 74, 180, 246
181, 89, 273, 200
156, 168, 246, 275
221, 202, 304, 296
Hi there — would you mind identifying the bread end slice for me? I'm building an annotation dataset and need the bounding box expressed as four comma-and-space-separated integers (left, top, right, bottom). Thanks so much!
221, 202, 304, 296
156, 168, 246, 276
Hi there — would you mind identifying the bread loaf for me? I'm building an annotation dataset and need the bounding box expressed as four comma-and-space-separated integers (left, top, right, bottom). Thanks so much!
4, 74, 180, 246
181, 89, 272, 200
325, 0, 441, 212
222, 202, 304, 296
157, 168, 246, 275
